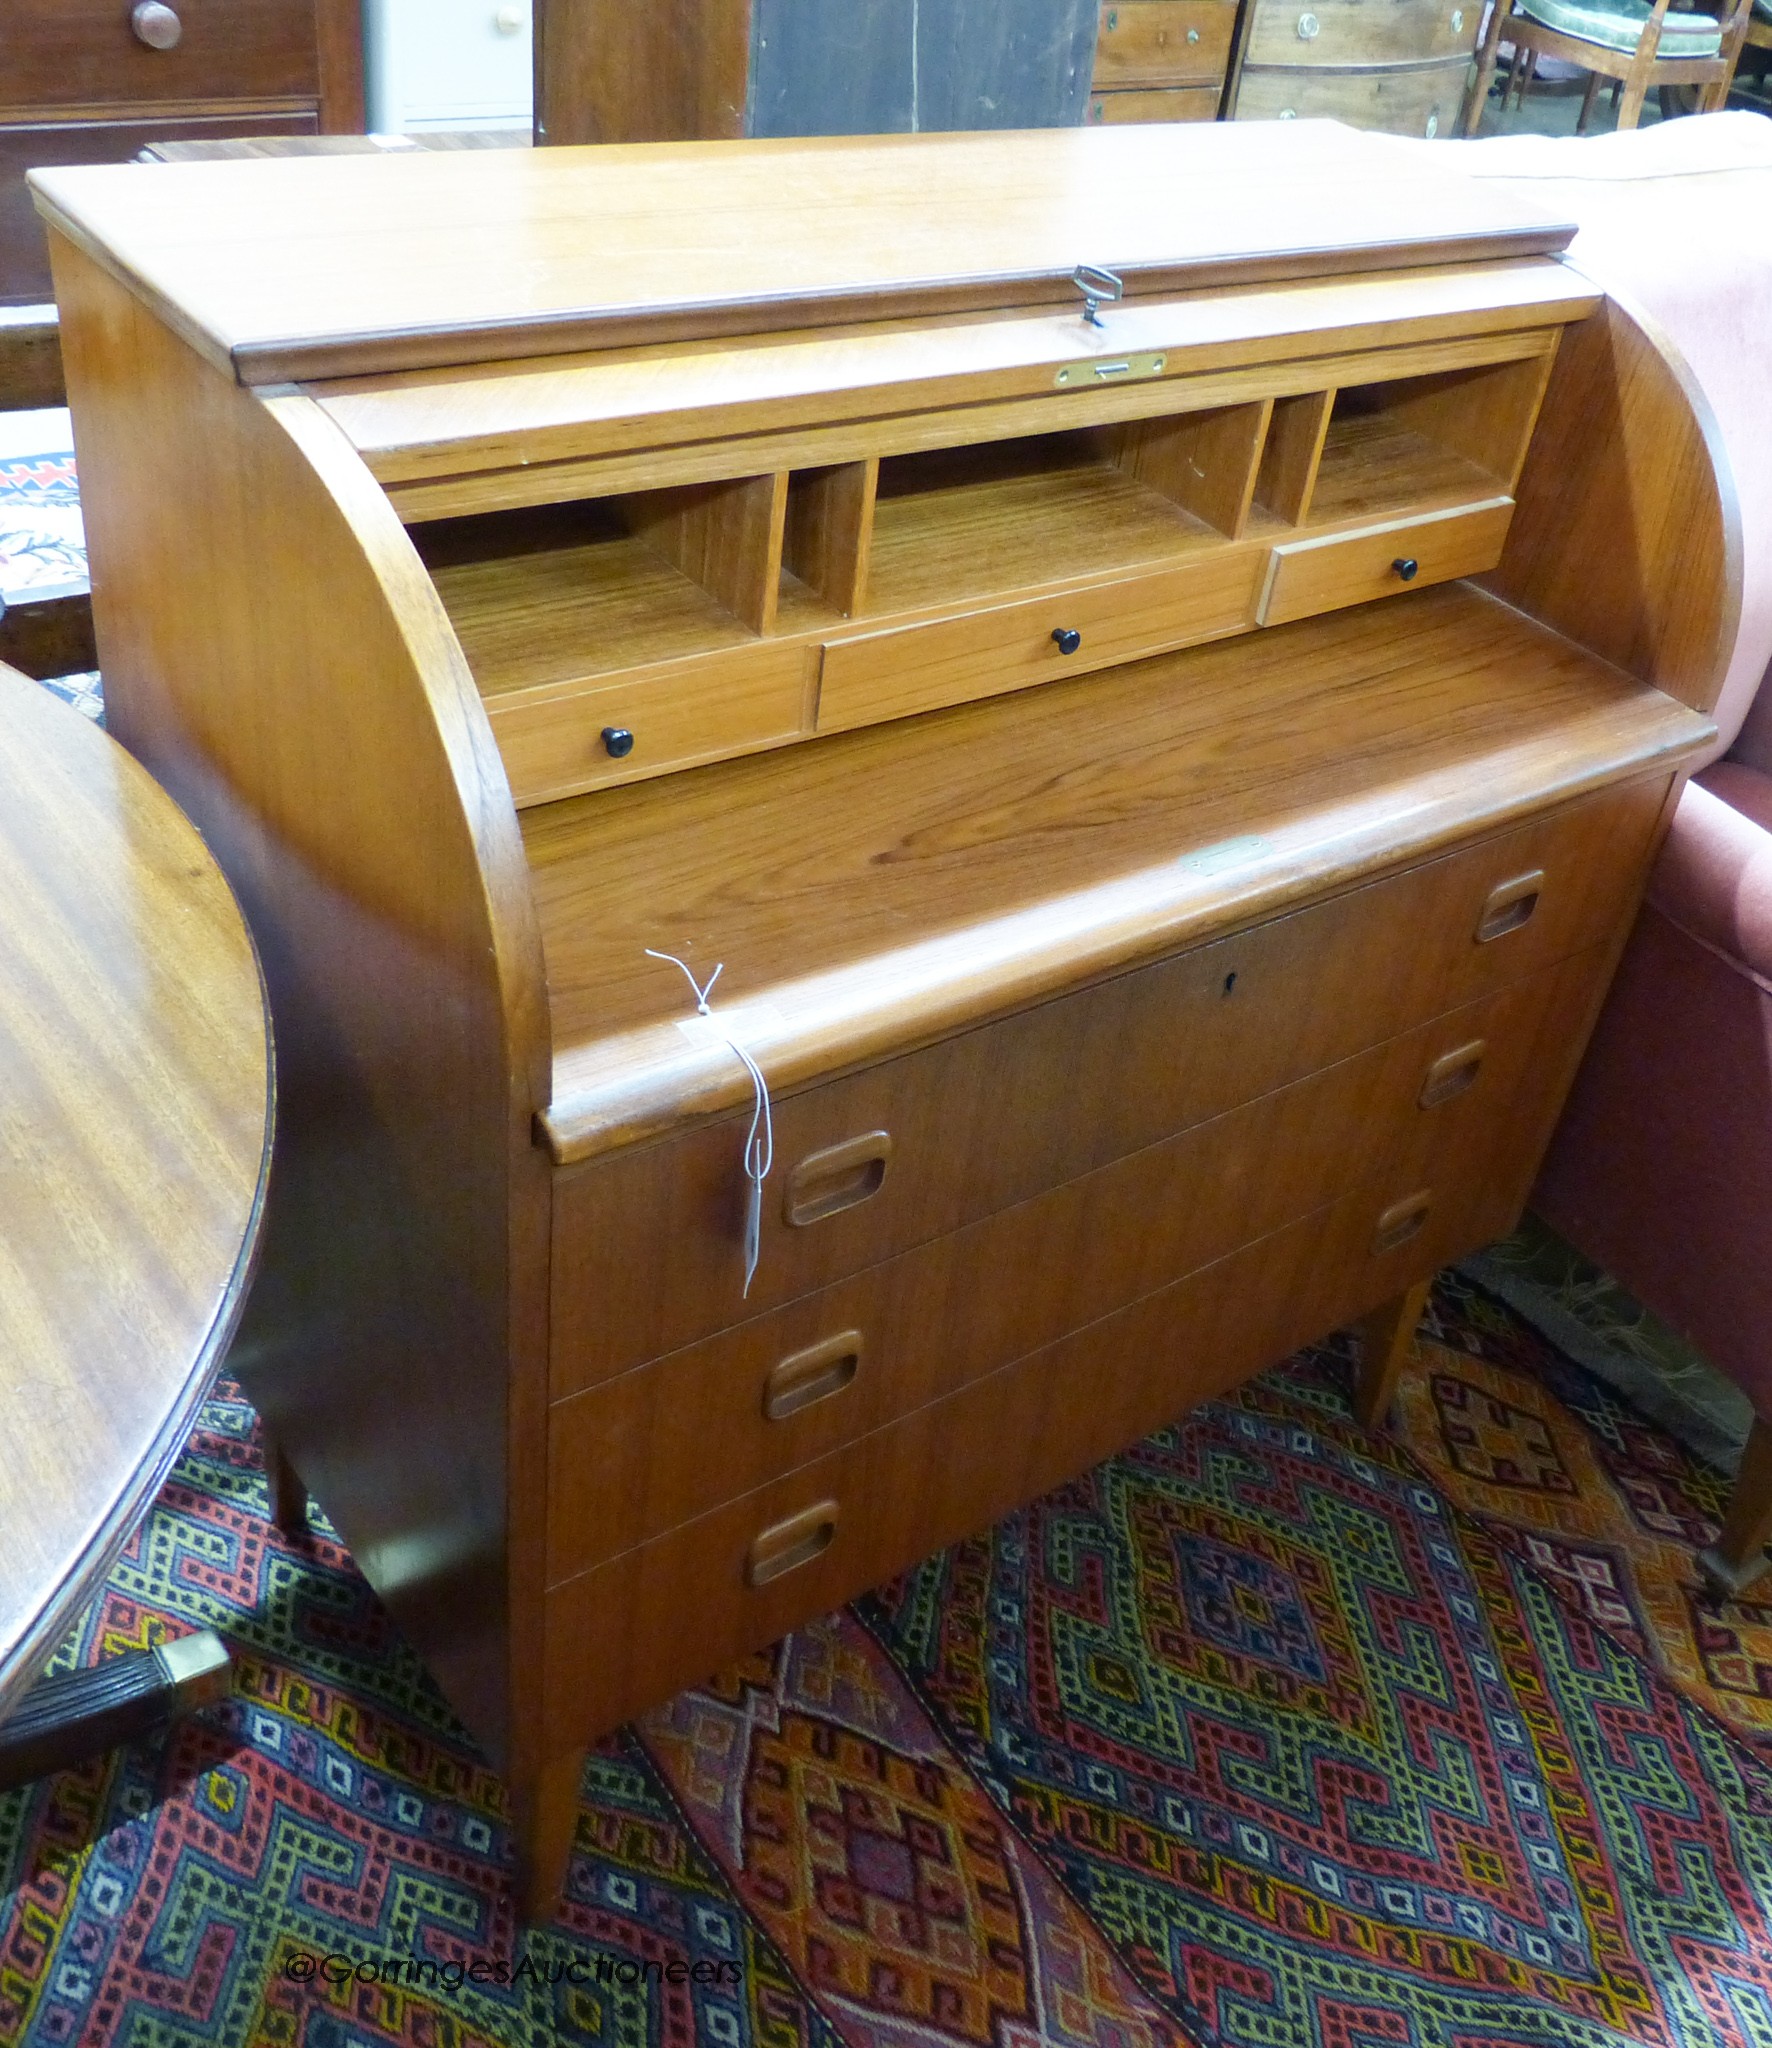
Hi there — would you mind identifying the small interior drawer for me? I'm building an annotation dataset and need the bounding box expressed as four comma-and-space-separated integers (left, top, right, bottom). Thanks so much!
816, 550, 1263, 735
1094, 0, 1238, 84
485, 641, 817, 805
549, 774, 1666, 1399
1259, 497, 1514, 627
1243, 0, 1477, 67
545, 955, 1602, 1583
1087, 84, 1222, 120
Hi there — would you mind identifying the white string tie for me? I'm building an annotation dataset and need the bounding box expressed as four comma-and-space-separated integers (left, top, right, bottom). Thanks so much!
647, 949, 774, 1296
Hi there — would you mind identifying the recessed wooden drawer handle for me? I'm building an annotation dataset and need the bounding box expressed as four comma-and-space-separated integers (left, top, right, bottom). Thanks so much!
131, 2, 182, 47
784, 1131, 892, 1227
1372, 1191, 1433, 1255
1418, 1039, 1486, 1109
745, 1500, 839, 1587
1475, 870, 1544, 944
763, 1331, 862, 1421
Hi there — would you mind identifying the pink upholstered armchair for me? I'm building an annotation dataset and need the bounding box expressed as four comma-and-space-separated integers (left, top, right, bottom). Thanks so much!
1441, 113, 1772, 1592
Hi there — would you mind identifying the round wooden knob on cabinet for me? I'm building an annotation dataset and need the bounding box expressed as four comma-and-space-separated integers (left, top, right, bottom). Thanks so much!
1392, 557, 1420, 582
1051, 627, 1082, 655
131, 2, 183, 48
601, 726, 635, 758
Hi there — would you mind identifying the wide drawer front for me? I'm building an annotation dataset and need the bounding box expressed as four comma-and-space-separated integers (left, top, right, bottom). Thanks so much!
4, 0, 322, 110
549, 775, 1665, 1398
1094, 1, 1239, 84
815, 549, 1263, 734
1233, 60, 1472, 134
486, 641, 818, 806
1087, 85, 1222, 120
547, 952, 1606, 1583
1260, 498, 1513, 627
544, 1132, 1543, 1749
1244, 0, 1478, 68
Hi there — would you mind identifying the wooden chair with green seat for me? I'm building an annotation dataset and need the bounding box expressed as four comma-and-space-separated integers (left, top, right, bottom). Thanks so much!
1465, 0, 1755, 131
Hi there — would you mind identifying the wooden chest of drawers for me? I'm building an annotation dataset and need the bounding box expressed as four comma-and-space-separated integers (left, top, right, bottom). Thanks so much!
37, 121, 1728, 1917
1225, 0, 1482, 135
1086, 0, 1239, 122
0, 0, 361, 304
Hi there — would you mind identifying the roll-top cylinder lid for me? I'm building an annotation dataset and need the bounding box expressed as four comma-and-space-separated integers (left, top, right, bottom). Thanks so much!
29, 122, 1576, 387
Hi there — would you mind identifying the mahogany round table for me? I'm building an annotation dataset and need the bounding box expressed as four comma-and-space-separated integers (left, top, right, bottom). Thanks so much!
0, 660, 271, 1773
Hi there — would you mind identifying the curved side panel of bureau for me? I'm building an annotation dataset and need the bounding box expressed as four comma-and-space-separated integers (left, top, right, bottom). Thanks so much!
1485, 290, 1740, 720
48, 233, 550, 1770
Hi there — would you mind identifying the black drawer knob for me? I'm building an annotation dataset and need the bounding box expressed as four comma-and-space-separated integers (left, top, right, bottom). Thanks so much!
131, 2, 183, 48
601, 726, 635, 759
1392, 557, 1420, 582
1051, 627, 1082, 655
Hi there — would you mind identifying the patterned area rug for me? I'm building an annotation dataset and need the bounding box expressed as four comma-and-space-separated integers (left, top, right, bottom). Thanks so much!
4, 1270, 1772, 2047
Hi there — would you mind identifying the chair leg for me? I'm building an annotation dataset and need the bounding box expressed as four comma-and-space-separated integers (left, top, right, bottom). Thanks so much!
1700, 1416, 1772, 1597
1577, 70, 1603, 130
1514, 49, 1540, 108
1466, 33, 1504, 131
1616, 73, 1649, 125
1352, 1278, 1432, 1430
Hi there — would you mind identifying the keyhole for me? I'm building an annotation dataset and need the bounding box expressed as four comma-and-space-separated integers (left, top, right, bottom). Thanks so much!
1223, 971, 1238, 995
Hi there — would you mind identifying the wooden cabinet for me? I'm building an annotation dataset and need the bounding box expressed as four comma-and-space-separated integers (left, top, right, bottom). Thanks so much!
36, 121, 1729, 1920
1225, 0, 1482, 134
0, 0, 361, 304
1086, 0, 1240, 121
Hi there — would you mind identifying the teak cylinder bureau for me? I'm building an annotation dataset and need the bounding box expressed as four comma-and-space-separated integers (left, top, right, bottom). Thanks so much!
34, 122, 1729, 1917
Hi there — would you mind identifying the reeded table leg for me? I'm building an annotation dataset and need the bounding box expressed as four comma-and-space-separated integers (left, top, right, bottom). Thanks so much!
0, 1631, 231, 1791
1353, 1277, 1432, 1430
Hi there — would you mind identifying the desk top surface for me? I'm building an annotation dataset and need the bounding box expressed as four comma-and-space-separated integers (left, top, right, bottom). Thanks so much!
0, 667, 271, 1721
30, 124, 1575, 386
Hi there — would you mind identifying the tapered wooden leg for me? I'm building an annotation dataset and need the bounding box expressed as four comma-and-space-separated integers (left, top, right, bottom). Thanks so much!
1353, 1278, 1432, 1430
1616, 72, 1649, 127
260, 1422, 308, 1538
1700, 1416, 1772, 1597
512, 1749, 585, 1923
1577, 70, 1603, 131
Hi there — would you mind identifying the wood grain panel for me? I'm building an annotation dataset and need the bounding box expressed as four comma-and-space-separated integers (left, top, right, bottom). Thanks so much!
1232, 61, 1472, 135
541, 1102, 1555, 1750
547, 774, 1666, 1395
1244, 0, 1479, 67
546, 955, 1599, 1579
29, 125, 1576, 382
528, 590, 1708, 1160
49, 235, 550, 1771
318, 270, 1595, 502
1094, 0, 1237, 84
1484, 295, 1738, 717
0, 0, 323, 113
